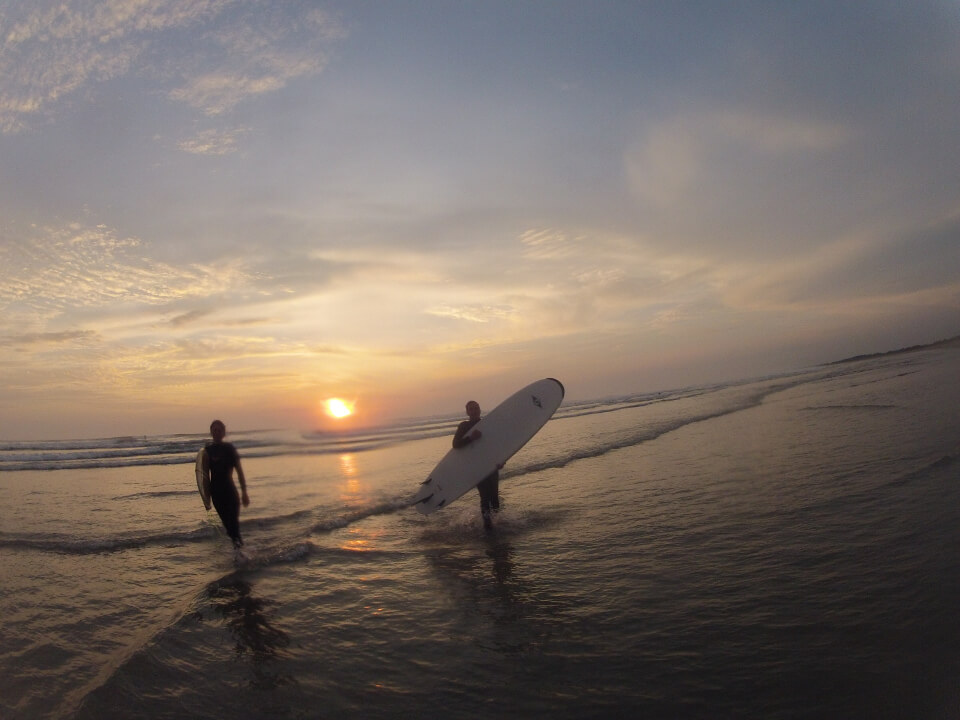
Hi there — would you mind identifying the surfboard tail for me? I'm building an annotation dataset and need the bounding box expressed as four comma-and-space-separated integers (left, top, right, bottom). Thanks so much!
195, 447, 212, 511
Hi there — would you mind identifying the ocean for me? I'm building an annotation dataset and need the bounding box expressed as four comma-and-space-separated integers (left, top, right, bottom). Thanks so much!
1, 347, 959, 719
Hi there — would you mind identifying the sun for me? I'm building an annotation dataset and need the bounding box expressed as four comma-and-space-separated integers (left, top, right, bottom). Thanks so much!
324, 398, 354, 419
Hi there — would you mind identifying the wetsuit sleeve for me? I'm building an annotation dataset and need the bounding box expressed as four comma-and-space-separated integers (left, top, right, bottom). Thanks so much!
452, 421, 474, 449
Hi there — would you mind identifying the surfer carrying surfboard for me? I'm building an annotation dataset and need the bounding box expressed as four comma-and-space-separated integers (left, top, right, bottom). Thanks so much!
411, 379, 563, 519
453, 400, 501, 529
204, 420, 249, 549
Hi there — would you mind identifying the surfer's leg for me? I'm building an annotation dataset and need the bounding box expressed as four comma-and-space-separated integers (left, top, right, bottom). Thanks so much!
477, 476, 496, 529
211, 484, 243, 547
477, 476, 492, 512
225, 487, 243, 547
488, 473, 500, 511
477, 472, 500, 512
228, 510, 243, 547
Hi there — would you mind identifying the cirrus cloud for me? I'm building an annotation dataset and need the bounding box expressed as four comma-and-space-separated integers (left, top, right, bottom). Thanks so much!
0, 0, 343, 134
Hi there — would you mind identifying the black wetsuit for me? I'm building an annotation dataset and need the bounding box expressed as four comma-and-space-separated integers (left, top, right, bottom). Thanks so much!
452, 418, 500, 517
205, 440, 243, 547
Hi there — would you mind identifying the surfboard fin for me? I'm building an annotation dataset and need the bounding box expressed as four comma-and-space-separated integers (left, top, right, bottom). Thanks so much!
417, 493, 434, 504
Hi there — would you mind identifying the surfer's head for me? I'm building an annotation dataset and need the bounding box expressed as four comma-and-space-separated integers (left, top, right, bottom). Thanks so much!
210, 419, 226, 441
465, 401, 481, 420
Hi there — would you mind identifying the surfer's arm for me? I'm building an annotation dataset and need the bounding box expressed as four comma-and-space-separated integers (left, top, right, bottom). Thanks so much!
235, 456, 249, 507
452, 421, 480, 448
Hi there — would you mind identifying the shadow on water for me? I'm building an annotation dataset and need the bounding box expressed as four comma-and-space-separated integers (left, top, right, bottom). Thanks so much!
72, 576, 298, 719
423, 521, 568, 658
206, 576, 294, 690
485, 536, 515, 585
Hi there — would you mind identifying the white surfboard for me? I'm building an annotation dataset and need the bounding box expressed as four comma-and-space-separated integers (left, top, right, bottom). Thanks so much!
195, 447, 212, 511
411, 378, 564, 515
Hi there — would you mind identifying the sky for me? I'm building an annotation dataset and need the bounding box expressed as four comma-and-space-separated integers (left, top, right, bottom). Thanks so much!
1, 0, 959, 440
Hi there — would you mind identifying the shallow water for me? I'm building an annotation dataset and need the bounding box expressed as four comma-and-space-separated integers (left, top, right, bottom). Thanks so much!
2, 349, 959, 719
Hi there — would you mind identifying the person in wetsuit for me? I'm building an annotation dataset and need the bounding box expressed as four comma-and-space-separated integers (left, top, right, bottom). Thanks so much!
205, 419, 249, 548
452, 400, 500, 529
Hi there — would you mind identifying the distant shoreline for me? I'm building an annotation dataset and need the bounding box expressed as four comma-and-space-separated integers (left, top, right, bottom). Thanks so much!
829, 334, 960, 365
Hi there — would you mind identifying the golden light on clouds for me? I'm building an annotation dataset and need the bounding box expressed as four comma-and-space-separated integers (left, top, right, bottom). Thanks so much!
1, 1, 958, 442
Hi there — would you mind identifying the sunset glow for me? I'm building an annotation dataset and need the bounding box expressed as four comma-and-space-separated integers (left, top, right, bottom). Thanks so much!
0, 1, 957, 441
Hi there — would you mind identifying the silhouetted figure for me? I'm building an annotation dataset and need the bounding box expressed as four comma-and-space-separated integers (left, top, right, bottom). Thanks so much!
204, 419, 249, 548
452, 400, 500, 529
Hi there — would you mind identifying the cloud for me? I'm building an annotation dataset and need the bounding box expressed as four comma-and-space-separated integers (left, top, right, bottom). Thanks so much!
222, 316, 279, 328
178, 127, 248, 155
625, 109, 852, 242
0, 329, 101, 347
0, 0, 228, 132
168, 309, 213, 327
166, 4, 342, 115
707, 199, 960, 316
0, 0, 343, 133
711, 111, 850, 154
519, 228, 586, 260
0, 221, 253, 325
169, 72, 286, 115
425, 304, 517, 323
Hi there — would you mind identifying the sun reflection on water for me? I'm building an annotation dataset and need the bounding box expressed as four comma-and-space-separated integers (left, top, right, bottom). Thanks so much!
339, 453, 357, 477
337, 453, 371, 508
341, 525, 384, 554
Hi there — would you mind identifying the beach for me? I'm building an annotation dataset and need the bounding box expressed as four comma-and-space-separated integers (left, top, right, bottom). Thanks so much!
2, 347, 959, 719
